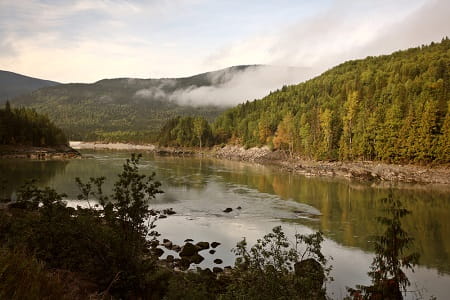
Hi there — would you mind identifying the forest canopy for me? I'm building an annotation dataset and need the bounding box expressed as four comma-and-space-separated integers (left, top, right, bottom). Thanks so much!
0, 101, 67, 147
211, 38, 450, 163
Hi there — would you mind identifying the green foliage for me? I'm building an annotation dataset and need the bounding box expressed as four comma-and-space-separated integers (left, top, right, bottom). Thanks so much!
213, 38, 450, 163
158, 116, 214, 147
0, 154, 166, 299
0, 102, 68, 146
10, 67, 258, 141
223, 226, 329, 300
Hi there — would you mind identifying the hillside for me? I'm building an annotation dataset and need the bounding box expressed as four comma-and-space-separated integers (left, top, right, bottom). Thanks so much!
0, 102, 67, 147
213, 39, 450, 164
0, 71, 59, 103
11, 65, 303, 142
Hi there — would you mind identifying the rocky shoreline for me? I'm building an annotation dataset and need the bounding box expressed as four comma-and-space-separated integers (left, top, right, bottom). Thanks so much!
70, 142, 450, 185
0, 144, 81, 160
214, 145, 450, 185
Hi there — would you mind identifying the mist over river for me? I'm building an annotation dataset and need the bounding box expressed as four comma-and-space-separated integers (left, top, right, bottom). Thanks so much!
1, 150, 449, 299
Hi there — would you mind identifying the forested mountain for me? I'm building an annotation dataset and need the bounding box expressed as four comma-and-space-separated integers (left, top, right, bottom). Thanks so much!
213, 39, 450, 164
0, 71, 59, 104
0, 102, 67, 146
10, 65, 290, 142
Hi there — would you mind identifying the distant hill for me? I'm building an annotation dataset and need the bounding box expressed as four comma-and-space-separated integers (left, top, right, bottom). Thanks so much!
0, 71, 59, 103
11, 65, 305, 142
213, 39, 450, 164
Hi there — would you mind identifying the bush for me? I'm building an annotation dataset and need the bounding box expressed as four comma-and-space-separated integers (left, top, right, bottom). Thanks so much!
223, 226, 330, 300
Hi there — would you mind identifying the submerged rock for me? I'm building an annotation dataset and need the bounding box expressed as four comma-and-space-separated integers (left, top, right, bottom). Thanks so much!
196, 241, 210, 250
180, 242, 198, 257
211, 242, 221, 248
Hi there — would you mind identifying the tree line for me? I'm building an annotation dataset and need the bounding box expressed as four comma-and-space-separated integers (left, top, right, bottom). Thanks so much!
0, 101, 67, 147
160, 39, 449, 164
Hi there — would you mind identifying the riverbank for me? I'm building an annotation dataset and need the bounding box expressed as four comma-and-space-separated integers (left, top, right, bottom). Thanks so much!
0, 144, 81, 159
214, 145, 450, 185
70, 142, 450, 185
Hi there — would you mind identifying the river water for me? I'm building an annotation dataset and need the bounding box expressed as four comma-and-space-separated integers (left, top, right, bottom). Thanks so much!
1, 150, 449, 299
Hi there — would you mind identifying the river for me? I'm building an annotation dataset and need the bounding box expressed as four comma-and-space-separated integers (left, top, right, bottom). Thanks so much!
1, 150, 449, 299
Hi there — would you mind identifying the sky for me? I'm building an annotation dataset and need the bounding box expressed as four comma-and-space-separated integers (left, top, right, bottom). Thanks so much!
0, 0, 449, 84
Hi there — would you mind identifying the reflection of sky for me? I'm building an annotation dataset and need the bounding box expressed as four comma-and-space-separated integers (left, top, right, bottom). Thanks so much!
3, 150, 450, 299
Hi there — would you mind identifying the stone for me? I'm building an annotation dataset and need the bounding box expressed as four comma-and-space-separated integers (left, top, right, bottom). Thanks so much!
212, 267, 223, 273
166, 255, 174, 262
189, 253, 204, 264
209, 249, 216, 255
294, 258, 325, 289
163, 240, 173, 249
213, 259, 223, 264
164, 208, 176, 215
223, 208, 233, 213
236, 206, 242, 210
196, 241, 210, 250
172, 245, 181, 252
180, 242, 198, 257
211, 242, 221, 248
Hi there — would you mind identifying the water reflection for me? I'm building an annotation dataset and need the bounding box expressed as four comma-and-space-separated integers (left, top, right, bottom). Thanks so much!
0, 159, 69, 199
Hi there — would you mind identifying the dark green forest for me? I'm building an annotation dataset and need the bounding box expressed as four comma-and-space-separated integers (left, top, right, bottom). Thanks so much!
0, 102, 67, 147
0, 70, 59, 104
212, 38, 450, 164
157, 116, 214, 148
10, 66, 265, 142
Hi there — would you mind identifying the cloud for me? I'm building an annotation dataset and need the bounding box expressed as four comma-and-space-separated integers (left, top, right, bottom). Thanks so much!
132, 66, 313, 107
206, 0, 448, 75
0, 0, 448, 92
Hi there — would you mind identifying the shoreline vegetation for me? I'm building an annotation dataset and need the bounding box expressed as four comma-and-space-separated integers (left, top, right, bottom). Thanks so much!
70, 141, 450, 185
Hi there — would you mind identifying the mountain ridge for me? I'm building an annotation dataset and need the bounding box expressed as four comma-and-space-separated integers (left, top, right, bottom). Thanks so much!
9, 65, 307, 142
0, 70, 60, 103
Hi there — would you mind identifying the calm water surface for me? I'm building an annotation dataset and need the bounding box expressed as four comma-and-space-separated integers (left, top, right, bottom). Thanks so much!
1, 150, 450, 299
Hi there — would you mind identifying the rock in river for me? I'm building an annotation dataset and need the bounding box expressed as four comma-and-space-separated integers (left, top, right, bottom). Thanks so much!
211, 242, 221, 248
196, 241, 210, 250
180, 242, 198, 257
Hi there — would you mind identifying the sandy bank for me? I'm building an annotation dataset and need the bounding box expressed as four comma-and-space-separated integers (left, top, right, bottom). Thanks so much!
70, 141, 156, 151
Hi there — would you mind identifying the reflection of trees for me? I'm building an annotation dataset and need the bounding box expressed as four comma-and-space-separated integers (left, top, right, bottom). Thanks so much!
215, 160, 450, 274
0, 160, 68, 198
